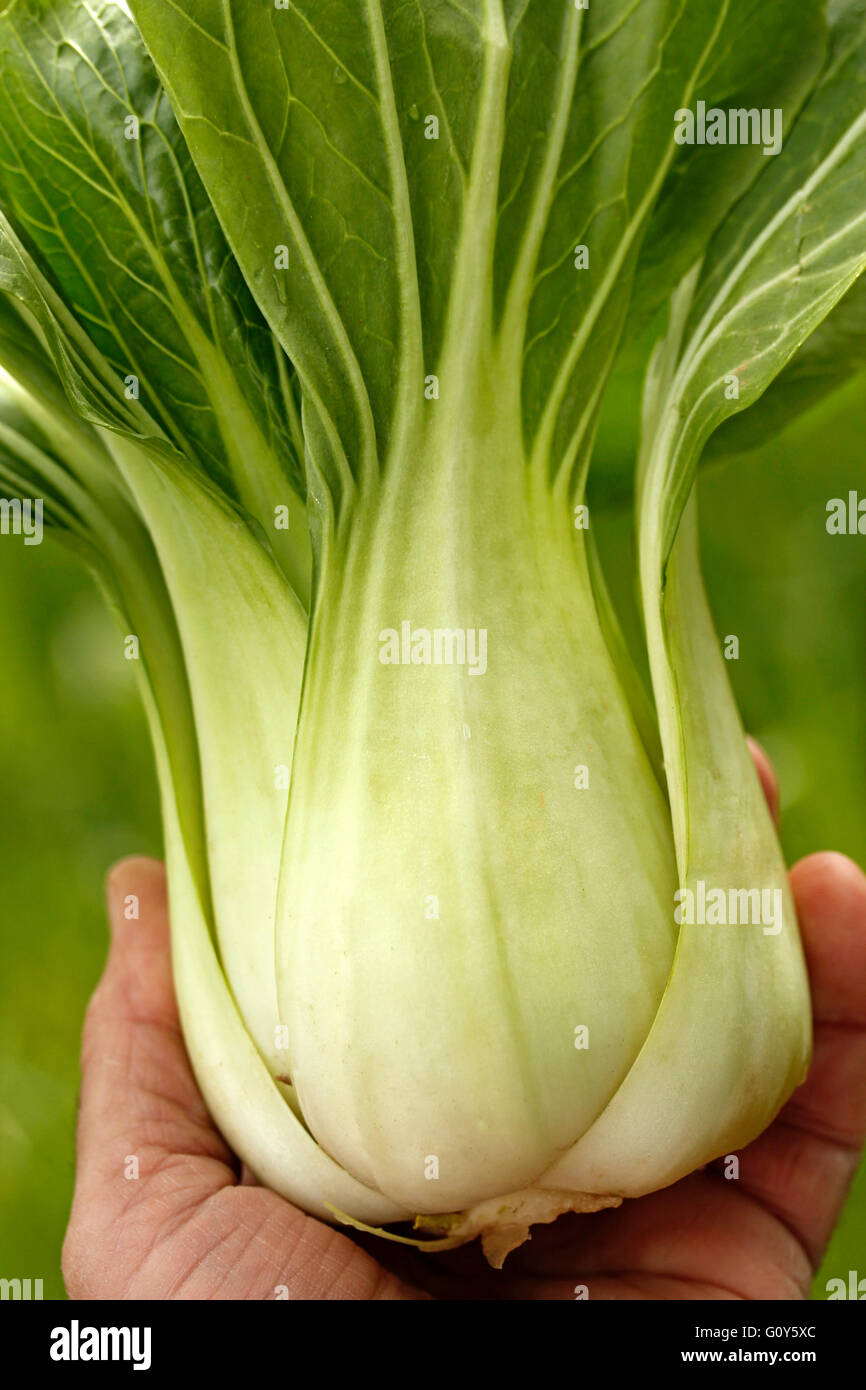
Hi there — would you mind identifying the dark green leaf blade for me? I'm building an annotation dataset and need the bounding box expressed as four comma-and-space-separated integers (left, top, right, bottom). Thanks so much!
707, 263, 866, 460
644, 1, 866, 562
0, 0, 306, 520
628, 0, 827, 333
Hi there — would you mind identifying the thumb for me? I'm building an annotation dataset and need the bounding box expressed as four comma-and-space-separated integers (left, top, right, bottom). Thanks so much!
66, 859, 235, 1264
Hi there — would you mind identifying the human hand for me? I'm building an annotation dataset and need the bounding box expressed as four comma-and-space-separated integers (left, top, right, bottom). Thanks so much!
62, 746, 866, 1300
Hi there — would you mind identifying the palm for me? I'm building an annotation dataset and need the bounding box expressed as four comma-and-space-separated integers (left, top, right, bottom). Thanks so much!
64, 1160, 812, 1301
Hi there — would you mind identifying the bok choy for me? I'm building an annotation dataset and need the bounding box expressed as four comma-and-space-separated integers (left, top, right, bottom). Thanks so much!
1, 0, 865, 1265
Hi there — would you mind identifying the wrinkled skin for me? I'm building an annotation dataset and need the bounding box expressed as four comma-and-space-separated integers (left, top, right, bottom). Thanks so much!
62, 746, 866, 1300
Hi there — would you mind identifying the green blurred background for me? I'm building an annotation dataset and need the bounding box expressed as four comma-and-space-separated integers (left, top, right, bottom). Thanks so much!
0, 380, 863, 1299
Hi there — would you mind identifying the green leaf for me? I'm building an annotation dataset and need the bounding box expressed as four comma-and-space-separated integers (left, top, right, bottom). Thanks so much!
149, 679, 412, 1228
543, 494, 811, 1199
0, 385, 93, 535
129, 0, 808, 511
627, 0, 827, 333
1, 179, 312, 1085
498, 0, 824, 487
0, 0, 310, 598
130, 0, 417, 501
708, 268, 866, 456
106, 431, 309, 1079
558, 8, 866, 1198
0, 207, 158, 438
0, 345, 211, 920
0, 10, 315, 1104
644, 0, 866, 567
0, 293, 61, 408
0, 286, 143, 523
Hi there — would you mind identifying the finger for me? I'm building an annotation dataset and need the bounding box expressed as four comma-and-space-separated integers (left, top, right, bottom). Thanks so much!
725, 852, 866, 1267
71, 858, 235, 1226
780, 851, 866, 1151
747, 736, 780, 827
790, 852, 866, 1028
